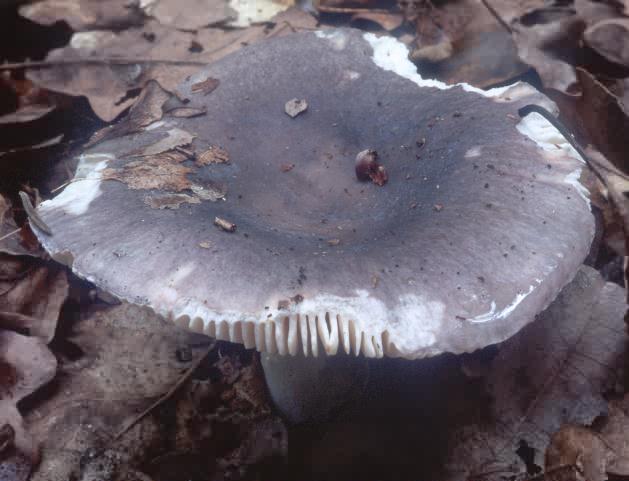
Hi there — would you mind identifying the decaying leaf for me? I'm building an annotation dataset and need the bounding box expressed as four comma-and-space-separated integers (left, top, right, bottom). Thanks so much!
196, 145, 229, 166
23, 9, 316, 121
351, 11, 404, 31
136, 127, 195, 157
190, 182, 226, 201
0, 330, 57, 468
0, 255, 68, 343
510, 7, 582, 93
444, 266, 627, 480
167, 106, 207, 118
26, 303, 284, 481
18, 0, 144, 30
86, 80, 172, 148
584, 18, 629, 68
284, 98, 308, 118
103, 151, 193, 191
142, 0, 236, 30
0, 195, 35, 257
190, 76, 220, 96
226, 0, 294, 27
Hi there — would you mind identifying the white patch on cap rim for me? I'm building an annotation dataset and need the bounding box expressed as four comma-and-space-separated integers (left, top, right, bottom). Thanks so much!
40, 153, 113, 216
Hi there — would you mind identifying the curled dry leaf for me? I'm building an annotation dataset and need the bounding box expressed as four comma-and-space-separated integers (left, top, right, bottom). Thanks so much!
584, 18, 629, 68
510, 7, 582, 93
86, 80, 172, 148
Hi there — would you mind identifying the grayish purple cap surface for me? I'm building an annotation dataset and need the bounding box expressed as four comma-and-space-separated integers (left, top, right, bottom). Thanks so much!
34, 29, 594, 359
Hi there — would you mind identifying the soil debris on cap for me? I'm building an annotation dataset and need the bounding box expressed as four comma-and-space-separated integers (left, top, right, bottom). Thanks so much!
144, 193, 201, 209
196, 146, 230, 166
198, 241, 212, 249
191, 183, 226, 202
280, 163, 295, 172
327, 238, 341, 246
355, 149, 388, 186
284, 98, 308, 118
191, 77, 220, 96
214, 216, 236, 232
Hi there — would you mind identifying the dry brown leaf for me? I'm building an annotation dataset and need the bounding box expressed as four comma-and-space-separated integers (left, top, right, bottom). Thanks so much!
26, 303, 284, 481
196, 145, 229, 165
0, 75, 58, 125
584, 18, 629, 68
510, 7, 582, 93
143, 0, 236, 30
0, 104, 54, 125
411, 0, 528, 88
350, 11, 404, 31
25, 9, 317, 121
0, 330, 57, 466
0, 196, 36, 257
86, 80, 172, 148
0, 255, 68, 343
103, 150, 193, 191
138, 127, 195, 157
167, 106, 206, 118
18, 0, 144, 30
575, 68, 629, 173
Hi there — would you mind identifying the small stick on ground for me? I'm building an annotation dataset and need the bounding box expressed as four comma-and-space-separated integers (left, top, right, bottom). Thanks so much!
113, 341, 215, 441
19, 191, 52, 235
0, 228, 20, 243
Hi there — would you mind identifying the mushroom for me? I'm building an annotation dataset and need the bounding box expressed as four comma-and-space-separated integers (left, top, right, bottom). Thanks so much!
32, 29, 594, 422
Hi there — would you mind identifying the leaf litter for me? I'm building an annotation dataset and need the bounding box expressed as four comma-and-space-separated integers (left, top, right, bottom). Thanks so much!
2, 0, 629, 478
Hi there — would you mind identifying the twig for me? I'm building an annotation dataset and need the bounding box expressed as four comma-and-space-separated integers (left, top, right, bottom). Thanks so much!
0, 228, 20, 243
479, 0, 512, 33
0, 57, 208, 71
18, 191, 52, 236
113, 341, 215, 440
517, 104, 626, 184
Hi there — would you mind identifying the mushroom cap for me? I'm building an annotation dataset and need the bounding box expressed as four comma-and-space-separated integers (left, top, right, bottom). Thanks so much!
35, 29, 594, 359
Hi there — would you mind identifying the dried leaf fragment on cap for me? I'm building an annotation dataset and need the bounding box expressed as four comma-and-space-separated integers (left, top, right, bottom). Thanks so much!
144, 193, 201, 209
191, 77, 220, 96
103, 151, 193, 191
285, 98, 308, 118
196, 146, 230, 166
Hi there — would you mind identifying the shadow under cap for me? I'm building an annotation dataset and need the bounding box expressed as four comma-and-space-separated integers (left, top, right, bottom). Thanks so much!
33, 29, 594, 360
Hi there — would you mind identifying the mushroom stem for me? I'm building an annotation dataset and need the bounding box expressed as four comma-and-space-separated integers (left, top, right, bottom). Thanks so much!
261, 352, 369, 423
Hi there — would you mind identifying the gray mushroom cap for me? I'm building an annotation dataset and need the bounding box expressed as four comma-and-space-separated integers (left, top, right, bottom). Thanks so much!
34, 29, 594, 359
